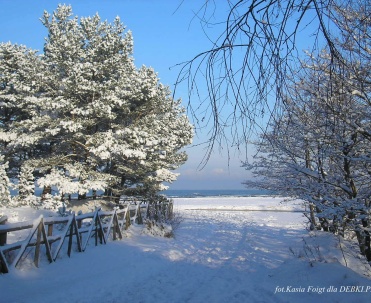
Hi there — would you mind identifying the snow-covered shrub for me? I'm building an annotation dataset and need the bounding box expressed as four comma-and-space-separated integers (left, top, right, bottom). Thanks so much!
13, 162, 36, 206
143, 219, 173, 238
37, 194, 64, 212
142, 206, 183, 238
289, 236, 325, 267
11, 195, 40, 208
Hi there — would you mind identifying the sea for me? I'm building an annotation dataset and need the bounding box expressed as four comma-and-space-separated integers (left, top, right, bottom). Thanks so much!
161, 189, 275, 198
11, 187, 273, 199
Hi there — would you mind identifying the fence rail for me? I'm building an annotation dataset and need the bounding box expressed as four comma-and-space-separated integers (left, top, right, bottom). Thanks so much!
0, 200, 173, 274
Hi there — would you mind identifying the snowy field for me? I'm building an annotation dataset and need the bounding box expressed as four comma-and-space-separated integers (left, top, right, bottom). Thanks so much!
1, 196, 371, 303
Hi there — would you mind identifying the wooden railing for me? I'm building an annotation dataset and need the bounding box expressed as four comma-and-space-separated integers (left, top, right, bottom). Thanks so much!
0, 200, 173, 274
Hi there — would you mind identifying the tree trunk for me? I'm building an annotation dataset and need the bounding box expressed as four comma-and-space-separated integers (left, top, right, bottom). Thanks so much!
309, 203, 317, 230
41, 186, 52, 201
78, 193, 86, 200
355, 223, 371, 262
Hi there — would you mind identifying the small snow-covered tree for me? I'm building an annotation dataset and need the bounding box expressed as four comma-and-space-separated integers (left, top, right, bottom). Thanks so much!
15, 161, 36, 206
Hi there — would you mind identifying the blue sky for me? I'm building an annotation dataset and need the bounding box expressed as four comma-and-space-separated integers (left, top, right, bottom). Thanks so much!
0, 0, 256, 190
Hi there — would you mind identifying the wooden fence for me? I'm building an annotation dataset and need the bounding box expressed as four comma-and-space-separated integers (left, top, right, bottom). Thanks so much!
0, 199, 173, 274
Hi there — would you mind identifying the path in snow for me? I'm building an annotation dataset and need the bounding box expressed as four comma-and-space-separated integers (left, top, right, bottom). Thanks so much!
1, 197, 370, 303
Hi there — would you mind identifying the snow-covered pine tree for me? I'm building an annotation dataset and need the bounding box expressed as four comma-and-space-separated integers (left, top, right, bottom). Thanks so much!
0, 5, 193, 208
0, 43, 40, 176
13, 161, 39, 207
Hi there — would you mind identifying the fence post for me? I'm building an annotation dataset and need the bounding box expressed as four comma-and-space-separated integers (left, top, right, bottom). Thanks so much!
34, 219, 43, 267
169, 201, 174, 220
136, 203, 143, 224
0, 215, 8, 273
125, 208, 131, 230
0, 216, 8, 246
47, 224, 53, 237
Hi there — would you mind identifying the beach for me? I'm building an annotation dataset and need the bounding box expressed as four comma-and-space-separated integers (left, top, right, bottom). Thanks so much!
1, 196, 370, 303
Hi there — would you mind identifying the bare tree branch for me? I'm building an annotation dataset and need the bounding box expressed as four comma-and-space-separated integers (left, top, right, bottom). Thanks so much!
174, 0, 350, 166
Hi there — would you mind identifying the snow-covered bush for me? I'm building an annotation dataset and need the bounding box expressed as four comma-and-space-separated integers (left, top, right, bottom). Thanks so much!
14, 162, 35, 206
37, 194, 64, 212
142, 203, 182, 238
143, 220, 174, 238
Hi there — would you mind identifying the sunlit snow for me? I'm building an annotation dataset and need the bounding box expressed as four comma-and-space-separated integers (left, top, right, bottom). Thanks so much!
1, 196, 370, 303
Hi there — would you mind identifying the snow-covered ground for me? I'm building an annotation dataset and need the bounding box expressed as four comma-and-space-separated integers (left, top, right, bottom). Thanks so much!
1, 196, 371, 303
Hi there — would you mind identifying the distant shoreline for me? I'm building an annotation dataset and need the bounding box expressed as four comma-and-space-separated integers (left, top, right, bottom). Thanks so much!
182, 208, 302, 212
163, 189, 277, 198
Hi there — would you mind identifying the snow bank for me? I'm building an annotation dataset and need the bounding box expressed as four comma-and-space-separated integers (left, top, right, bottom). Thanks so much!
0, 196, 370, 303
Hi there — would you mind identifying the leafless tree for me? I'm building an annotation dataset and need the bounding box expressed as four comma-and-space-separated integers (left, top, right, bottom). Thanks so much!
175, 0, 351, 164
